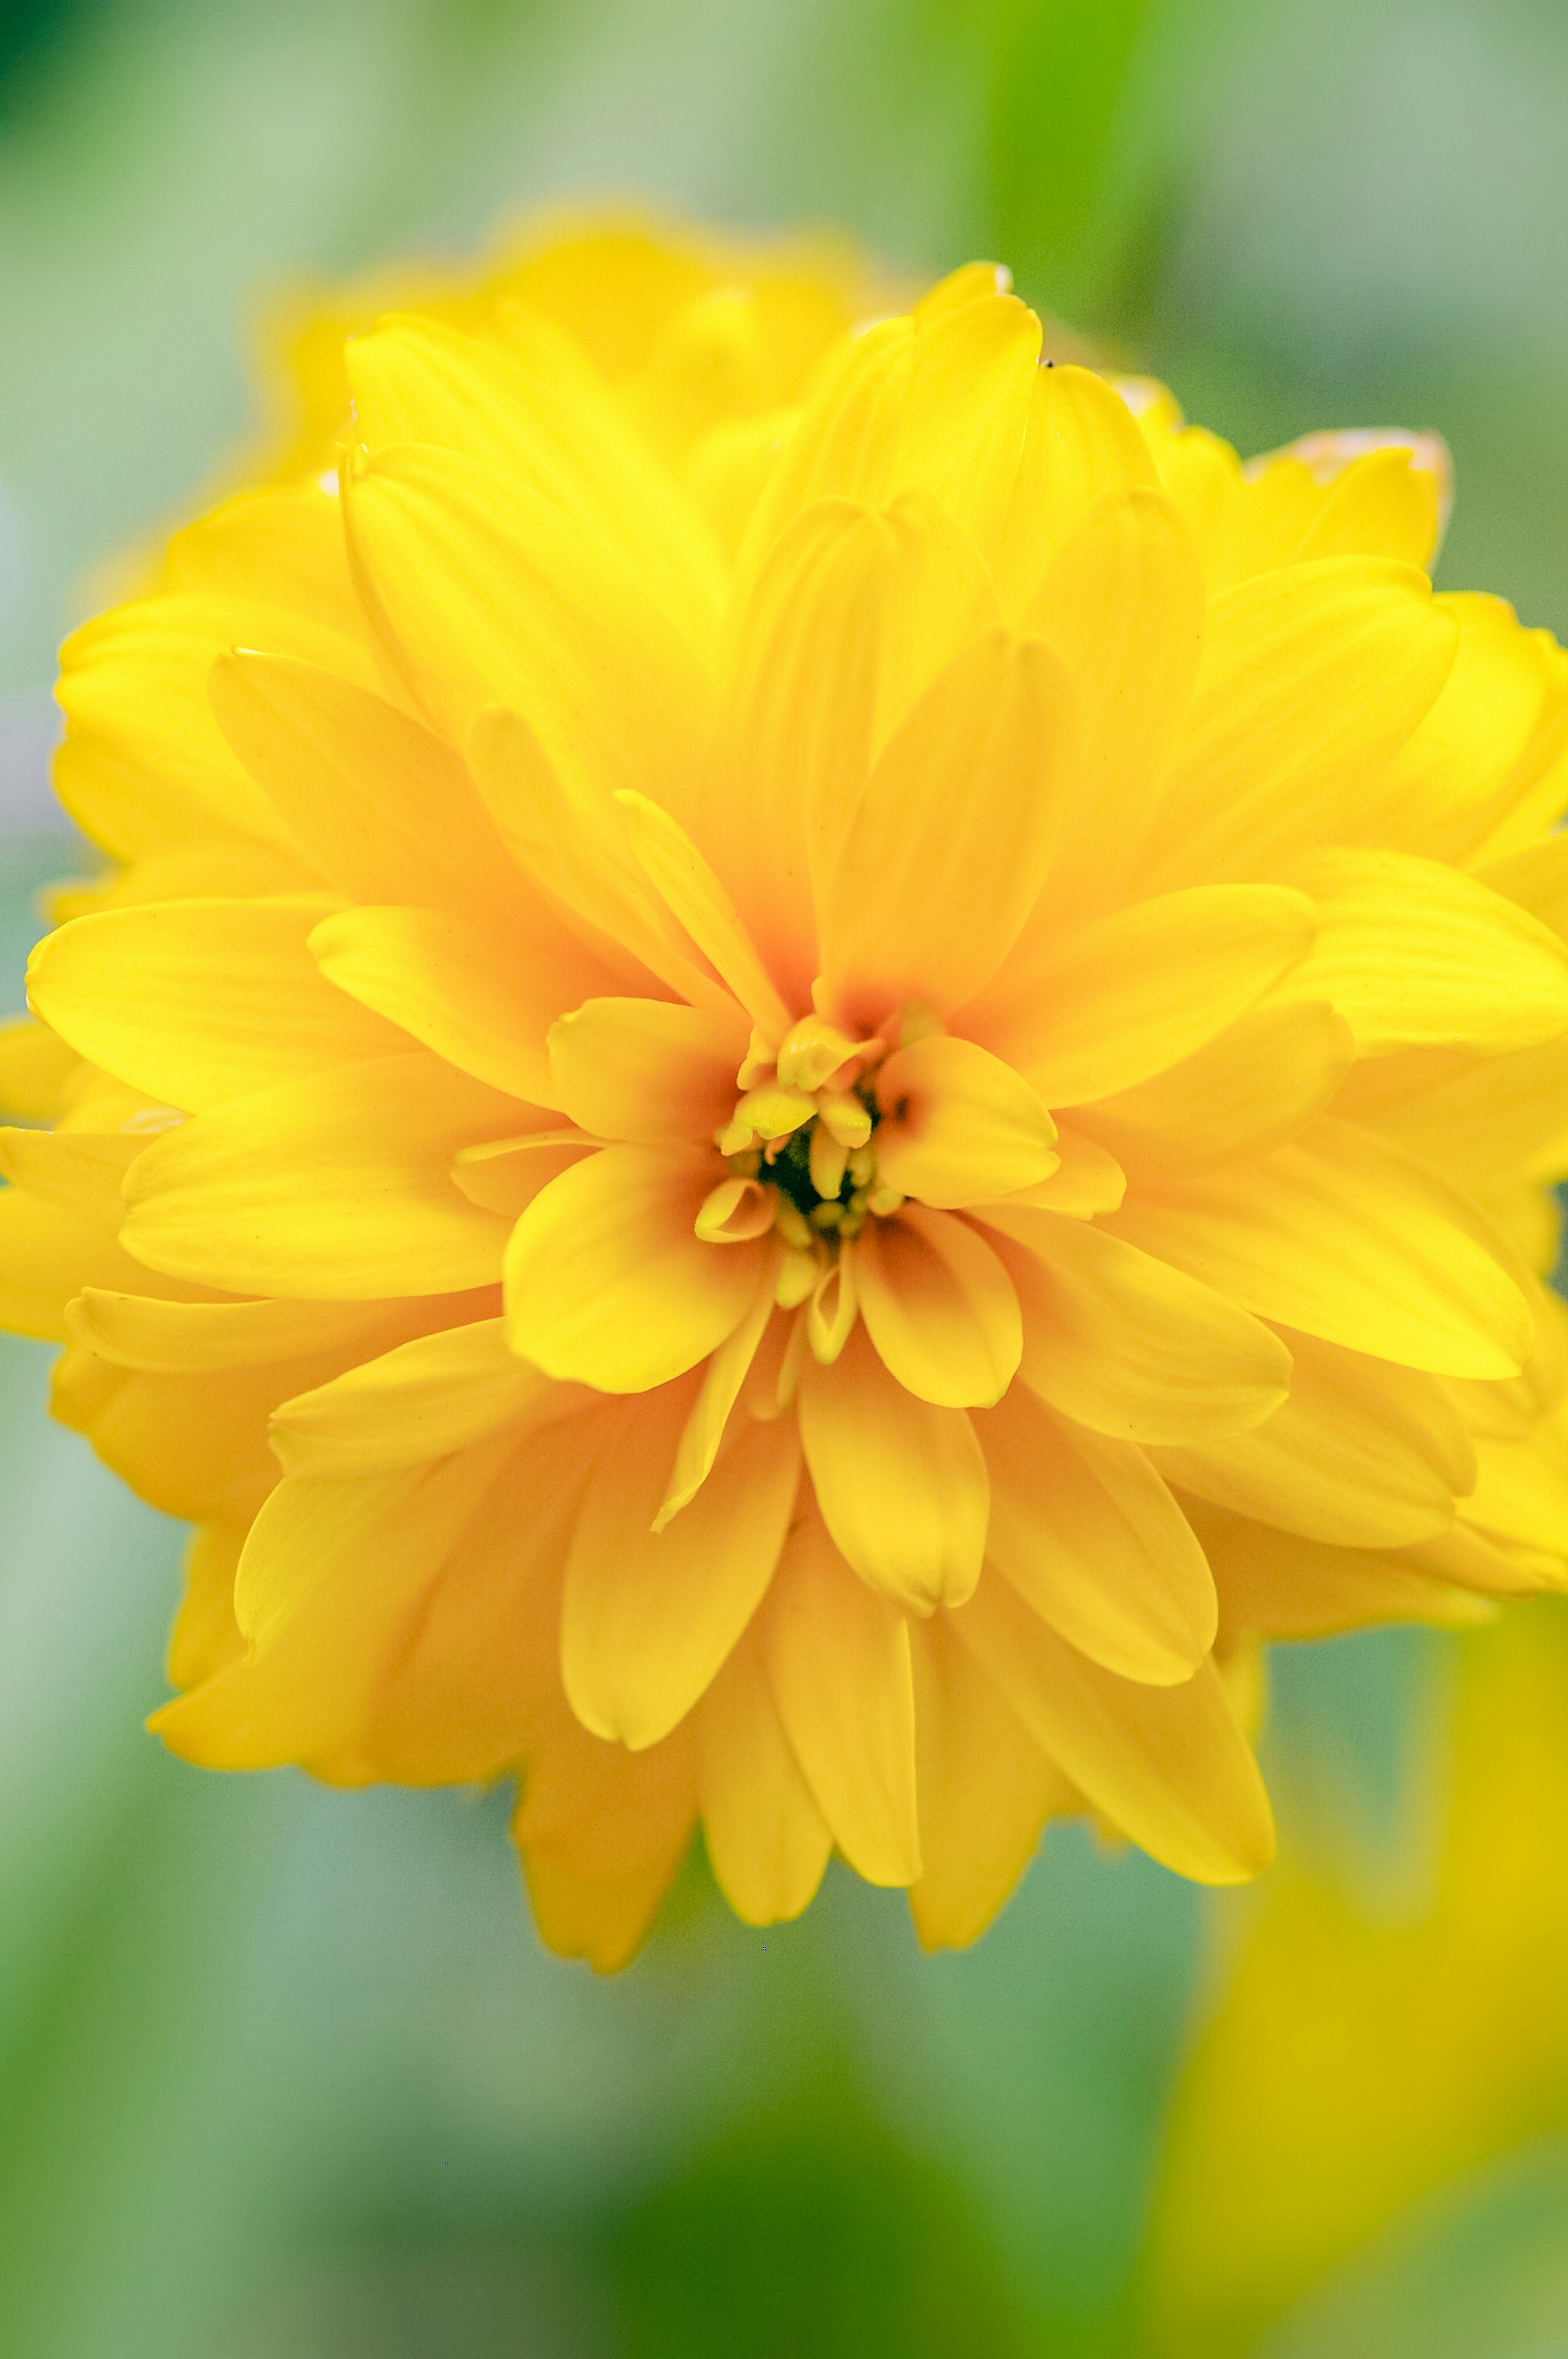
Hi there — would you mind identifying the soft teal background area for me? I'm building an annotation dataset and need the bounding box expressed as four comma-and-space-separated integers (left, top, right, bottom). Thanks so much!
2, 4, 1567, 2352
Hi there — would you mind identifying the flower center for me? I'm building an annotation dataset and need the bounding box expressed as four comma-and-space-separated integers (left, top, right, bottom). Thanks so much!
694, 1009, 935, 1314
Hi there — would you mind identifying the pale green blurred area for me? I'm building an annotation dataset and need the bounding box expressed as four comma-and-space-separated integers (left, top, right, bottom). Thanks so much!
2, 3, 1568, 2352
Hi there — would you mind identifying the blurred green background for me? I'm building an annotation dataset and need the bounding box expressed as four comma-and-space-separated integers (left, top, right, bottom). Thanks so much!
3, 2, 1568, 2352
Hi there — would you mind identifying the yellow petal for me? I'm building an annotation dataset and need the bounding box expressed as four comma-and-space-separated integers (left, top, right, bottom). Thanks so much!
974, 884, 1317, 1106
1135, 558, 1458, 891
873, 1034, 1058, 1209
343, 442, 712, 815
310, 903, 595, 1106
1080, 999, 1354, 1175
515, 1732, 699, 1975
983, 1207, 1291, 1443
504, 1144, 762, 1390
123, 1052, 515, 1299
701, 498, 908, 991
153, 1441, 511, 1768
1023, 485, 1204, 899
1288, 443, 1440, 570
1195, 1500, 1492, 1640
953, 1574, 1274, 1884
466, 704, 730, 1012
270, 1318, 573, 1478
1389, 596, 1568, 863
982, 1386, 1218, 1682
56, 588, 362, 859
759, 1509, 921, 1886
209, 652, 543, 931
27, 896, 405, 1112
346, 311, 723, 639
893, 287, 1042, 552
165, 479, 365, 639
796, 1323, 988, 1611
699, 1630, 832, 1926
67, 1288, 413, 1373
996, 362, 1158, 611
1463, 1428, 1568, 1557
1112, 1119, 1531, 1379
168, 1524, 246, 1688
0, 1131, 147, 1339
658, 1258, 779, 1526
820, 629, 1079, 1020
562, 1397, 800, 1748
1154, 1326, 1473, 1547
368, 1414, 594, 1785
52, 1346, 289, 1525
546, 996, 748, 1146
855, 1206, 1021, 1407
1005, 1123, 1127, 1217
1275, 847, 1568, 1052
907, 1616, 1068, 1952
615, 788, 794, 1039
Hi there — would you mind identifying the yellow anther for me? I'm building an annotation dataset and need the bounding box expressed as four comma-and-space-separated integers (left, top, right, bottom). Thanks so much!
818, 1091, 873, 1148
736, 1027, 776, 1090
775, 1015, 863, 1093
846, 1142, 877, 1189
866, 1181, 905, 1217
809, 1198, 844, 1232
733, 1083, 817, 1141
808, 1243, 859, 1365
695, 1176, 776, 1244
808, 1123, 849, 1202
717, 1117, 755, 1157
773, 1198, 815, 1252
775, 1247, 818, 1309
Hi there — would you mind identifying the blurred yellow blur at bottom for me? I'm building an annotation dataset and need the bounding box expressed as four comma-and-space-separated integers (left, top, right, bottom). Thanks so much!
1146, 1600, 1568, 2355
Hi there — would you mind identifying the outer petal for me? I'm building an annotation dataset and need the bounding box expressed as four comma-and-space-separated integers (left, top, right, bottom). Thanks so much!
343, 442, 712, 816
982, 1207, 1292, 1444
953, 1574, 1275, 1885
982, 1385, 1218, 1683
907, 1615, 1069, 1952
797, 1324, 989, 1612
1135, 558, 1458, 891
1023, 485, 1204, 900
970, 884, 1318, 1105
28, 897, 406, 1111
514, 1714, 699, 1973
1111, 1119, 1532, 1380
1274, 846, 1568, 1052
122, 1052, 516, 1299
1080, 1000, 1354, 1175
818, 630, 1079, 1021
345, 312, 724, 640
209, 652, 545, 931
699, 1630, 833, 1926
270, 1318, 573, 1479
1155, 1328, 1474, 1547
760, 1510, 921, 1887
152, 1441, 511, 1769
855, 1206, 1022, 1408
561, 1392, 800, 1750
504, 1144, 762, 1390
311, 904, 601, 1106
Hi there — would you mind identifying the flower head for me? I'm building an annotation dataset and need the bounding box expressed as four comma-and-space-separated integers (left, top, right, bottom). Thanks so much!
6, 222, 1568, 1968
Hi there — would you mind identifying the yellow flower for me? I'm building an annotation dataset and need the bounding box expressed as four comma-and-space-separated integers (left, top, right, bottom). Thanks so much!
5, 221, 1568, 1970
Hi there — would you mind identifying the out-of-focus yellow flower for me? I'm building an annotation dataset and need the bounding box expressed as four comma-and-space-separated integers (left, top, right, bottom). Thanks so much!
5, 220, 1568, 1969
1144, 1601, 1568, 2354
